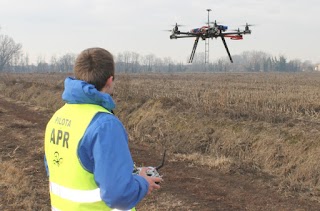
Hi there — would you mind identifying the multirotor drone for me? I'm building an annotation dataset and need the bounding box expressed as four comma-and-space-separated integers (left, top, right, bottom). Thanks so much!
168, 9, 253, 63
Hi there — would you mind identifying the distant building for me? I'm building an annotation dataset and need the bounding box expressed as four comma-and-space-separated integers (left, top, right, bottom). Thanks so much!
315, 64, 320, 71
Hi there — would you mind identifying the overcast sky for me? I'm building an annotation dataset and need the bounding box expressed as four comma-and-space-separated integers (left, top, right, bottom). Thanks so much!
0, 0, 319, 64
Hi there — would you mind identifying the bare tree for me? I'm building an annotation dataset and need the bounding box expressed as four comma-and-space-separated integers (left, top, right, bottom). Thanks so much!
59, 53, 76, 72
37, 55, 49, 72
143, 54, 156, 72
50, 55, 58, 72
123, 51, 131, 73
0, 29, 22, 71
130, 52, 140, 73
163, 57, 174, 72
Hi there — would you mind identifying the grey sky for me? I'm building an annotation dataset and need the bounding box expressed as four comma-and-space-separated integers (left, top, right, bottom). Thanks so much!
0, 0, 319, 64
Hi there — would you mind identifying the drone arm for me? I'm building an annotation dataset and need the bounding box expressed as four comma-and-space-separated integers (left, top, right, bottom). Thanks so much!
173, 35, 199, 38
176, 31, 199, 36
221, 36, 233, 63
221, 31, 245, 35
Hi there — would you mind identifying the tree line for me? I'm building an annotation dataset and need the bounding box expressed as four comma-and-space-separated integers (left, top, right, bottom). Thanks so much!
0, 29, 316, 73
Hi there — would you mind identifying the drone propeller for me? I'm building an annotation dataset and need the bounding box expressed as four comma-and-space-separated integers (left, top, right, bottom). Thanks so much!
170, 23, 184, 32
171, 23, 185, 27
242, 23, 255, 28
213, 20, 220, 26
244, 23, 255, 26
205, 20, 220, 26
241, 23, 254, 34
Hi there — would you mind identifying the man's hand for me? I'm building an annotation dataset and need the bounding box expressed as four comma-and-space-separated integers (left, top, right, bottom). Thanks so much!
139, 167, 163, 195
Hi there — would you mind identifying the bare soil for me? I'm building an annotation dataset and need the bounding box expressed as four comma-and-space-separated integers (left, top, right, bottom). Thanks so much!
1, 95, 320, 211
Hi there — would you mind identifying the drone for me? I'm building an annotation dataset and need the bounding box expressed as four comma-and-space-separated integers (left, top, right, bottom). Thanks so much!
168, 9, 253, 63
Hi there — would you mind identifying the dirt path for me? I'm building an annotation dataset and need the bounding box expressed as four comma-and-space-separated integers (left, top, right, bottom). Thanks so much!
1, 95, 320, 210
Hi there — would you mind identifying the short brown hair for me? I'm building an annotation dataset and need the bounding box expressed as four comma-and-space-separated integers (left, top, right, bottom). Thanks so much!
74, 47, 114, 91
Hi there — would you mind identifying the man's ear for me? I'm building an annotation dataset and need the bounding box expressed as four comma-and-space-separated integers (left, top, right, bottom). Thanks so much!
101, 76, 113, 93
106, 76, 113, 87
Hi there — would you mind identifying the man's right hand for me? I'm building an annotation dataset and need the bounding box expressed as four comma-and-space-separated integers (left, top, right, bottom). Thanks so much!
139, 167, 162, 195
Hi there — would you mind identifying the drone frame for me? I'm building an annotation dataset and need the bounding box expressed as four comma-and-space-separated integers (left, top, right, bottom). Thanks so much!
169, 9, 252, 63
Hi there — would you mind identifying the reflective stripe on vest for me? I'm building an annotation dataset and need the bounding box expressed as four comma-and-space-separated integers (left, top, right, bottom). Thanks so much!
50, 181, 101, 203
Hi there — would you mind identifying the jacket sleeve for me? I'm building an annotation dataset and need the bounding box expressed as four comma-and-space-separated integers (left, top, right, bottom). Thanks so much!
44, 155, 49, 177
78, 114, 149, 210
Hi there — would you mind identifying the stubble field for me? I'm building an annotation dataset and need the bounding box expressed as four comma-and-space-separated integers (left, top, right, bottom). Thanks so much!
1, 72, 320, 210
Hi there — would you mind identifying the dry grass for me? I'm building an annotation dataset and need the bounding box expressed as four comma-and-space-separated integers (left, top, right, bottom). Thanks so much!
0, 163, 32, 209
115, 73, 320, 122
172, 153, 233, 170
137, 193, 188, 211
1, 163, 48, 211
2, 72, 320, 202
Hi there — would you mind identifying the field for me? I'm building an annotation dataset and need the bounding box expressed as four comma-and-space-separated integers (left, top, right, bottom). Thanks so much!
1, 72, 320, 210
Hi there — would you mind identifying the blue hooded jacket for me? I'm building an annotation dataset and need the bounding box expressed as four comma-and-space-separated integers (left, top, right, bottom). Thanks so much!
44, 77, 149, 209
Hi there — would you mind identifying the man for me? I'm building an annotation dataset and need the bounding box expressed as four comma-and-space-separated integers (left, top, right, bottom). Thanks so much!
44, 47, 162, 211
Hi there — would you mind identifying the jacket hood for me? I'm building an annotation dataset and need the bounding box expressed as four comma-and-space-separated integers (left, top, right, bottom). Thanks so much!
62, 77, 115, 111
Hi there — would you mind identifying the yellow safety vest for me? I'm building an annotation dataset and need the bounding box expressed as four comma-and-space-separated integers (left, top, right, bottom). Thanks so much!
44, 103, 135, 211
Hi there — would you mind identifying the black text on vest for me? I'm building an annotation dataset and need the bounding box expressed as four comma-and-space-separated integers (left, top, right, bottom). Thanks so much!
50, 128, 69, 148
